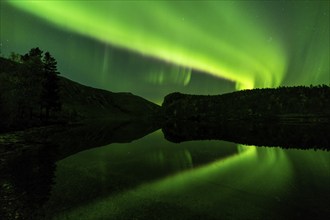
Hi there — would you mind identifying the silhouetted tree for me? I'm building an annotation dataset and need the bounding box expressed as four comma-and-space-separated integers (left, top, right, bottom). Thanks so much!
19, 47, 44, 119
21, 47, 43, 72
9, 52, 22, 63
41, 52, 61, 120
0, 93, 4, 131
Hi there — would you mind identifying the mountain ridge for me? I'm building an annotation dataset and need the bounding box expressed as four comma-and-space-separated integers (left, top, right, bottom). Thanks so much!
0, 57, 160, 133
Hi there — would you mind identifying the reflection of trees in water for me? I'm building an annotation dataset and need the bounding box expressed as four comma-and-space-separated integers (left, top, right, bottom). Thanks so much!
0, 143, 56, 220
0, 119, 160, 219
163, 120, 330, 151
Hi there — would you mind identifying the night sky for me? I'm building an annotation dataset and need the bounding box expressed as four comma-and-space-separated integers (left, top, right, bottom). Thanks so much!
1, 1, 329, 104
1, 3, 329, 216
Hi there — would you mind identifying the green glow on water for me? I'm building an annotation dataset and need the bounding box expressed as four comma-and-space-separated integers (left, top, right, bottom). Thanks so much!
8, 1, 289, 89
51, 143, 293, 219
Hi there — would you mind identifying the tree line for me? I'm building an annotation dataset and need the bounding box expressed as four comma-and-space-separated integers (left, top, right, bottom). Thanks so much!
163, 85, 330, 121
0, 47, 61, 131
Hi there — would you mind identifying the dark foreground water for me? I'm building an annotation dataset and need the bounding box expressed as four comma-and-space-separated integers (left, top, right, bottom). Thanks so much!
1, 127, 330, 220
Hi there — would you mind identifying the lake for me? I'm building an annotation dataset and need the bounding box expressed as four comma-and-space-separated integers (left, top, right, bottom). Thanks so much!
1, 124, 329, 220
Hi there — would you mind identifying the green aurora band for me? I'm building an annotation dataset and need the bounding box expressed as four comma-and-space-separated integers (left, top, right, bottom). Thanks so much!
5, 1, 330, 88
8, 1, 291, 89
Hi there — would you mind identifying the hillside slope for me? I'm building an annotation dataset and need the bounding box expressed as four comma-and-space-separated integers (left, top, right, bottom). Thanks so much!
58, 76, 160, 118
0, 57, 160, 132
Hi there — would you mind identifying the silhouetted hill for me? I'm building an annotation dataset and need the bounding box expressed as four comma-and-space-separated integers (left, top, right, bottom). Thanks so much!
0, 57, 160, 132
162, 87, 330, 122
58, 76, 159, 118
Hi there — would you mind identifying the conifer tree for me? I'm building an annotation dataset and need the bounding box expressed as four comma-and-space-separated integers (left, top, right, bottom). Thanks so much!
19, 47, 44, 119
22, 47, 44, 75
41, 52, 61, 120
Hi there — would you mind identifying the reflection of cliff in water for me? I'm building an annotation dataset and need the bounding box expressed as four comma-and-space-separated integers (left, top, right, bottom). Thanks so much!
1, 119, 160, 162
163, 120, 330, 151
48, 119, 160, 161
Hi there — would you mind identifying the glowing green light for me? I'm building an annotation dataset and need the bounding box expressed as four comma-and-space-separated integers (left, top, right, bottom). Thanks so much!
51, 144, 292, 219
146, 65, 191, 86
46, 131, 297, 219
8, 1, 288, 89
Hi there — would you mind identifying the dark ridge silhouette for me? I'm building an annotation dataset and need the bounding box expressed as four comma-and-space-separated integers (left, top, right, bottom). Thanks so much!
58, 75, 160, 119
0, 55, 160, 133
162, 86, 330, 121
162, 86, 330, 150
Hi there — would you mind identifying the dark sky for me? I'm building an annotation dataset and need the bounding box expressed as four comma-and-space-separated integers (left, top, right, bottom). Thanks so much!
1, 1, 329, 103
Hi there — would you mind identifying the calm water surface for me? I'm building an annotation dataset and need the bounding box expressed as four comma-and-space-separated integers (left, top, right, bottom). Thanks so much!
44, 130, 330, 220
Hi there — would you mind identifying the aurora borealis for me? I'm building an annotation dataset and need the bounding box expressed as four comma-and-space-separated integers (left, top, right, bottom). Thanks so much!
1, 1, 329, 102
1, 1, 330, 219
